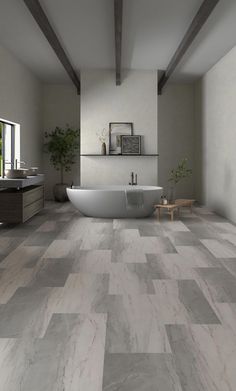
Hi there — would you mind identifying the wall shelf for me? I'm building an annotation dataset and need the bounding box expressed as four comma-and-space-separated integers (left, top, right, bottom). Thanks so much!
80, 154, 159, 157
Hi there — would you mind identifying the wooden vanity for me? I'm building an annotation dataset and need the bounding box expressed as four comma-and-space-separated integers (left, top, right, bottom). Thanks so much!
0, 175, 44, 223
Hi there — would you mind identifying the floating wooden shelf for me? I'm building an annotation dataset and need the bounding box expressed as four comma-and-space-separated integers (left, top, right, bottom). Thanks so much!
80, 154, 159, 157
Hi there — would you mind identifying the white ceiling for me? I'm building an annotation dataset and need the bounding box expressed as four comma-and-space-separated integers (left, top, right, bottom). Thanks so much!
0, 0, 236, 83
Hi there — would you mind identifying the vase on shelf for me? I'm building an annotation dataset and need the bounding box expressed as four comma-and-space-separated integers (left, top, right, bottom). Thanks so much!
101, 142, 106, 155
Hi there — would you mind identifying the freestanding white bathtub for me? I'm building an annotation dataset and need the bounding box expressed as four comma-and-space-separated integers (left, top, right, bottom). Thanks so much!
67, 185, 163, 218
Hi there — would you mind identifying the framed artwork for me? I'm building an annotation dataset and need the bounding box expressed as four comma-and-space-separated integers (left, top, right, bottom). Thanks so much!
109, 122, 133, 154
121, 135, 141, 155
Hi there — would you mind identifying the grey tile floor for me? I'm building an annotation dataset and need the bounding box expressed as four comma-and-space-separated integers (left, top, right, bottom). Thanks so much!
0, 202, 236, 390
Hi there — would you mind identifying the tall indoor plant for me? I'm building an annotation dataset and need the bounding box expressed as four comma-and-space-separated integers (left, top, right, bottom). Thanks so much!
44, 126, 79, 202
168, 158, 192, 203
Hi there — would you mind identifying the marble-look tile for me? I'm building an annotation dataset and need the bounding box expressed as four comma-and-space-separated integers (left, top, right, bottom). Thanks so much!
178, 280, 220, 324
220, 233, 236, 246
104, 295, 171, 353
176, 245, 221, 267
72, 250, 112, 273
196, 267, 236, 303
20, 313, 106, 391
58, 217, 113, 241
112, 229, 147, 263
80, 233, 113, 250
166, 324, 236, 391
113, 218, 157, 230
1, 202, 236, 390
167, 232, 200, 246
1, 224, 33, 238
24, 214, 48, 227
0, 245, 46, 269
0, 286, 56, 337
0, 266, 34, 304
201, 239, 236, 258
56, 216, 93, 239
214, 302, 236, 336
220, 259, 236, 277
23, 232, 57, 247
36, 220, 60, 232
103, 353, 183, 391
146, 253, 197, 279
162, 221, 190, 232
193, 206, 214, 215
112, 230, 176, 263
53, 273, 109, 313
152, 280, 192, 324
212, 222, 236, 234
138, 224, 165, 237
200, 213, 228, 223
43, 239, 78, 258
108, 263, 155, 295
0, 236, 24, 262
29, 258, 74, 287
186, 222, 220, 239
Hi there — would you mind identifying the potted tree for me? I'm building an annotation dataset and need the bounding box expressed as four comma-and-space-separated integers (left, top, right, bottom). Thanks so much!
168, 158, 192, 203
44, 126, 79, 202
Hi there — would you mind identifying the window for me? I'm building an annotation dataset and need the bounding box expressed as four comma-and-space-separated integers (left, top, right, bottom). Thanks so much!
0, 119, 20, 177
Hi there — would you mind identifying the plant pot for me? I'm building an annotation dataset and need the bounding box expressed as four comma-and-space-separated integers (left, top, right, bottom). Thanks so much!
101, 142, 106, 155
53, 183, 69, 202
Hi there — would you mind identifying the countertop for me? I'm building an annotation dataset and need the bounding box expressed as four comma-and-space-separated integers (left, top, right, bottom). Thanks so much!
0, 174, 44, 188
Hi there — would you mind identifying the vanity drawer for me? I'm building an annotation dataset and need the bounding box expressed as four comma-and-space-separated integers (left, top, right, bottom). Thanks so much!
23, 185, 44, 206
23, 198, 44, 222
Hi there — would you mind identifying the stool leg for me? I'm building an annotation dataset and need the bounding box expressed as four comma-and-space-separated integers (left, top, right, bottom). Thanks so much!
157, 208, 161, 220
171, 210, 174, 221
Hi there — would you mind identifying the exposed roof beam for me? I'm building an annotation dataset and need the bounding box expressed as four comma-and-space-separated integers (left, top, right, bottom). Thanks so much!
23, 0, 80, 94
114, 0, 123, 85
158, 0, 220, 95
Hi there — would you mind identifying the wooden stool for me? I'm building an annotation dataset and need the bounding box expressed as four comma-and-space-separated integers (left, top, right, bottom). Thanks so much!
154, 199, 195, 221
175, 199, 195, 213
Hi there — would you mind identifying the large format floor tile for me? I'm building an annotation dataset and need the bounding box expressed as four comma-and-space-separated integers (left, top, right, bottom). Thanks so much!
0, 202, 235, 390
103, 353, 183, 391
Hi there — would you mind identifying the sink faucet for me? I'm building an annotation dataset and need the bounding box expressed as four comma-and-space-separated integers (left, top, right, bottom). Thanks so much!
129, 172, 138, 186
15, 159, 26, 169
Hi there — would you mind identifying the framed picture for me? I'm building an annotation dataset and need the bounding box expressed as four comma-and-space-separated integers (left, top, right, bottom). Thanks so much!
121, 135, 141, 155
109, 122, 133, 154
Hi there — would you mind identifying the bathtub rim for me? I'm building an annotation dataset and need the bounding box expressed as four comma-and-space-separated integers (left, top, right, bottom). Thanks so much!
68, 185, 162, 192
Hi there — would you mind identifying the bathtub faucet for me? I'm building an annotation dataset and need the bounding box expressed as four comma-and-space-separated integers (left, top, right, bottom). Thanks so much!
129, 172, 138, 186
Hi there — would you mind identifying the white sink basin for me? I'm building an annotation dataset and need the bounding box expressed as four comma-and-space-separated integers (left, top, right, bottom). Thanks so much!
6, 169, 29, 179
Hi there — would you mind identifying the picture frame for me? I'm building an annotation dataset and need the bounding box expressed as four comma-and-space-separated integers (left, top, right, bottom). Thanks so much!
121, 135, 141, 155
109, 122, 133, 154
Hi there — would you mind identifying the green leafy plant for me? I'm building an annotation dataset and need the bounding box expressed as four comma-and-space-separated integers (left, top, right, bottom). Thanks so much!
168, 158, 192, 185
44, 126, 79, 184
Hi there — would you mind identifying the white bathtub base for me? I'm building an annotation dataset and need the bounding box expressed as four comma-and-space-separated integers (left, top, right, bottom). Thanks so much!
67, 185, 163, 218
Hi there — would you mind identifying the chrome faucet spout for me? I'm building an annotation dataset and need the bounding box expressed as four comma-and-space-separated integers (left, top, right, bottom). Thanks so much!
129, 172, 138, 185
129, 171, 134, 185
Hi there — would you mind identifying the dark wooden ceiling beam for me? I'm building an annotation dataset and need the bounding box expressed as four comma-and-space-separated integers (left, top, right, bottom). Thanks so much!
23, 0, 80, 94
114, 0, 123, 85
158, 0, 220, 95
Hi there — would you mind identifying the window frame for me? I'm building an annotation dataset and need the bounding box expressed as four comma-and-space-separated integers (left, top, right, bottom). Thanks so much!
0, 118, 20, 178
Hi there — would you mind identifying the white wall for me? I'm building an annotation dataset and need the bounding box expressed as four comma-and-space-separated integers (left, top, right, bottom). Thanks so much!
0, 43, 43, 169
195, 46, 236, 223
43, 84, 80, 199
158, 83, 195, 199
81, 69, 158, 186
